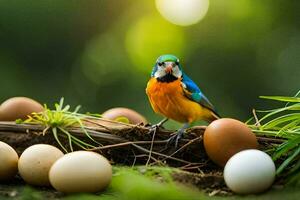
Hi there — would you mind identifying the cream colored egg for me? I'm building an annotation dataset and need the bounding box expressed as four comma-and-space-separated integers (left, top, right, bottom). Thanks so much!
49, 151, 112, 193
18, 144, 64, 186
0, 141, 18, 181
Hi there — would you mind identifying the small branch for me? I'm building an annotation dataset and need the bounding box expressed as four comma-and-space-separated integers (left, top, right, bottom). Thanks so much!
89, 140, 167, 151
146, 127, 157, 166
131, 143, 192, 164
256, 136, 285, 144
252, 109, 261, 127
152, 136, 202, 165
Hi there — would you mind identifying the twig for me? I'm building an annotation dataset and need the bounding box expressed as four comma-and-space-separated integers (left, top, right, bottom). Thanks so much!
252, 109, 261, 127
180, 165, 204, 171
146, 127, 157, 166
131, 150, 137, 167
136, 154, 163, 165
82, 116, 135, 127
256, 136, 285, 144
131, 143, 192, 164
151, 136, 202, 165
89, 140, 168, 151
82, 118, 113, 132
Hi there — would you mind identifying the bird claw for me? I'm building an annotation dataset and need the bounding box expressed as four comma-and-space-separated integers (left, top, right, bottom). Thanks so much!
166, 129, 184, 148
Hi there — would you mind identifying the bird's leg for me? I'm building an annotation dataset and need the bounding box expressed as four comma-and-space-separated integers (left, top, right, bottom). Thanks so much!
167, 123, 189, 148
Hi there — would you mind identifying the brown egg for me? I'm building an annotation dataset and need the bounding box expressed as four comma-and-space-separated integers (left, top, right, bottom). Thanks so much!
102, 107, 147, 125
0, 97, 44, 121
203, 118, 258, 167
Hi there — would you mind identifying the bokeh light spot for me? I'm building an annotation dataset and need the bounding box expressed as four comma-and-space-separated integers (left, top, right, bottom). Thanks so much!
156, 0, 209, 26
125, 15, 185, 74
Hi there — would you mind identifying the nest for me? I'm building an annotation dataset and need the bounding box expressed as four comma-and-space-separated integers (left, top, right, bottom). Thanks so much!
0, 119, 283, 194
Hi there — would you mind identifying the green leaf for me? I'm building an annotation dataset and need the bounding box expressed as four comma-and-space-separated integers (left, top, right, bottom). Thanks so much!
277, 146, 300, 175
52, 127, 68, 153
262, 113, 300, 130
260, 96, 300, 103
250, 91, 300, 180
273, 136, 300, 161
58, 127, 73, 152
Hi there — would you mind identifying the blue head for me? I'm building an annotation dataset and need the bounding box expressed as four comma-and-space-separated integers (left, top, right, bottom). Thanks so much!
151, 54, 183, 82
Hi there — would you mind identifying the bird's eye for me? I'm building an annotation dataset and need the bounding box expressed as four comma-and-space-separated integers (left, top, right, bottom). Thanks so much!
175, 61, 179, 65
158, 62, 165, 66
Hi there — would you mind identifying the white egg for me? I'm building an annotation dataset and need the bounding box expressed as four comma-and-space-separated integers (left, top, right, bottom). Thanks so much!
0, 141, 18, 180
18, 144, 64, 186
49, 151, 112, 193
224, 149, 276, 194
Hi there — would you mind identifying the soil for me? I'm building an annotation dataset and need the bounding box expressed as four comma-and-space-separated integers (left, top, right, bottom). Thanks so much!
0, 121, 283, 198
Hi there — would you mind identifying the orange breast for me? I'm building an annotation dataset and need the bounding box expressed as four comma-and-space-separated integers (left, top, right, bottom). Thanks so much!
146, 78, 212, 123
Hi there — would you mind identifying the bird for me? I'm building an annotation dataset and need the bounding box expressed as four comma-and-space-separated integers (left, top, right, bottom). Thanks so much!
146, 54, 220, 147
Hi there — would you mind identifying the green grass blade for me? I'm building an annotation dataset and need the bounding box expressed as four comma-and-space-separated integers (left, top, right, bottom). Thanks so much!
276, 146, 300, 175
52, 127, 68, 153
251, 129, 291, 139
70, 139, 88, 150
73, 105, 82, 114
273, 136, 300, 160
69, 134, 96, 148
260, 96, 300, 103
287, 158, 300, 176
62, 105, 70, 112
257, 104, 300, 125
278, 120, 300, 136
262, 113, 300, 130
58, 127, 73, 152
59, 97, 64, 110
74, 117, 101, 145
250, 92, 300, 179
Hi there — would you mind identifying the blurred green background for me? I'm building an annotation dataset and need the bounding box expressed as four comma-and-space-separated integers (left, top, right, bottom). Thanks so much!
0, 0, 299, 126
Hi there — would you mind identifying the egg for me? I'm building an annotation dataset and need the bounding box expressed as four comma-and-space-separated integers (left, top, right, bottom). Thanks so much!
224, 149, 276, 194
0, 97, 44, 121
49, 151, 112, 193
203, 118, 258, 166
18, 144, 64, 186
0, 141, 18, 181
102, 107, 147, 124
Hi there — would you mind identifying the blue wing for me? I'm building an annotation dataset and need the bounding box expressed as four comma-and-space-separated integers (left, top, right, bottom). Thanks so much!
181, 73, 218, 114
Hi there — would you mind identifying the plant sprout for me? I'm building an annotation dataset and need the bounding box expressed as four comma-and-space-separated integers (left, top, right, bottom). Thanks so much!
19, 98, 100, 153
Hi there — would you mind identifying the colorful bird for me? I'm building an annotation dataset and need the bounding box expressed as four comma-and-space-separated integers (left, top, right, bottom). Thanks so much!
146, 54, 220, 146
